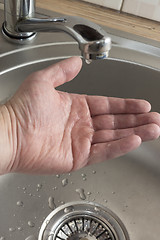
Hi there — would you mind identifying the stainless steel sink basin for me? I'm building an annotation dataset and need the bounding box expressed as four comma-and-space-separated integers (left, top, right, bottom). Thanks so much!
0, 5, 160, 240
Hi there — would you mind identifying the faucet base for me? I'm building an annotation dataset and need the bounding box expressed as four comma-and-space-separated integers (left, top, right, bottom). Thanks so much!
2, 22, 36, 44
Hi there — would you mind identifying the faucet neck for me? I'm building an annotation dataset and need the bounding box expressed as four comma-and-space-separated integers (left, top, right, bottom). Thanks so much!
3, 0, 36, 39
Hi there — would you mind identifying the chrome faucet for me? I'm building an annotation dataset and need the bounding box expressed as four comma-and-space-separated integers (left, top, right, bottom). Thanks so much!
2, 0, 111, 61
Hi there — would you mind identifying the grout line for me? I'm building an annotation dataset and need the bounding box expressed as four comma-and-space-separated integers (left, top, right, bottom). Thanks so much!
120, 0, 125, 12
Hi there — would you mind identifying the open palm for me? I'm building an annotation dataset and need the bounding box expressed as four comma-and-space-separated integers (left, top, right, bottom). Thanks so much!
5, 57, 160, 174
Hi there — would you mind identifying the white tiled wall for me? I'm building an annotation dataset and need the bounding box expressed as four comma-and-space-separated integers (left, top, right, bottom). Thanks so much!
122, 0, 160, 22
81, 0, 160, 22
82, 0, 123, 11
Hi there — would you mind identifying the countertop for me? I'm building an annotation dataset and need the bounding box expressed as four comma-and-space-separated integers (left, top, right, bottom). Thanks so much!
36, 0, 160, 42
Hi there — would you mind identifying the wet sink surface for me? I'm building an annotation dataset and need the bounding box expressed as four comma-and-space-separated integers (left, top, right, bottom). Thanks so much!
0, 6, 160, 240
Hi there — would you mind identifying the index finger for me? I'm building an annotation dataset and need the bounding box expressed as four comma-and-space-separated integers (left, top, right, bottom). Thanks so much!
86, 96, 151, 116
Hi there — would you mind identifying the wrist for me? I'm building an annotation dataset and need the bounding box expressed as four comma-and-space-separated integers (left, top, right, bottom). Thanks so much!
0, 104, 17, 175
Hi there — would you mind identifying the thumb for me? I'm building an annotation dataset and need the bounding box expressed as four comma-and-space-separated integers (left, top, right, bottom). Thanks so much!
40, 57, 82, 88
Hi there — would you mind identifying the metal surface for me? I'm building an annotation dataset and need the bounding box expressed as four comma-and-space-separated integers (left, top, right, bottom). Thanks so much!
3, 0, 35, 38
0, 5, 160, 240
2, 0, 111, 60
38, 202, 129, 240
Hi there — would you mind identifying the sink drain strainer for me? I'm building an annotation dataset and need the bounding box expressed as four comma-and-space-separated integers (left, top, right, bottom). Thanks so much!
38, 202, 129, 240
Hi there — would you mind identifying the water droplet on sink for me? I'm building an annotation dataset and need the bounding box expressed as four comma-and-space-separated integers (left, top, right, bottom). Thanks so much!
37, 183, 42, 189
25, 235, 37, 240
87, 191, 91, 195
56, 174, 60, 178
75, 188, 86, 200
92, 170, 96, 174
48, 196, 56, 210
85, 59, 92, 64
16, 201, 23, 207
64, 206, 74, 213
81, 173, 86, 177
17, 226, 23, 231
0, 236, 5, 240
62, 178, 68, 187
9, 227, 16, 232
45, 220, 50, 225
28, 221, 35, 228
94, 206, 100, 212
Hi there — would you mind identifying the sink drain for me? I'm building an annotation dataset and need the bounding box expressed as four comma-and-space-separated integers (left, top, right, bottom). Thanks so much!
38, 202, 129, 240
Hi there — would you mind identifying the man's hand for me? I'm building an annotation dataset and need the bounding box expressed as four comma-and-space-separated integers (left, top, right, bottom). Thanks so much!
0, 57, 160, 175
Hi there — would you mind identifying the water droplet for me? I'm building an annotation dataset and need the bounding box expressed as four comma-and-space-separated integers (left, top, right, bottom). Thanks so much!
28, 221, 35, 228
9, 227, 16, 232
16, 201, 23, 207
94, 206, 100, 212
17, 226, 23, 231
87, 192, 91, 195
112, 191, 115, 195
64, 206, 74, 213
48, 196, 56, 210
83, 177, 87, 181
0, 236, 5, 240
104, 199, 108, 203
92, 170, 96, 174
22, 187, 26, 190
53, 186, 58, 190
81, 173, 86, 177
25, 236, 37, 240
85, 59, 92, 64
61, 201, 65, 205
75, 188, 86, 200
56, 174, 60, 178
29, 193, 32, 197
37, 183, 42, 189
45, 220, 50, 225
62, 178, 68, 187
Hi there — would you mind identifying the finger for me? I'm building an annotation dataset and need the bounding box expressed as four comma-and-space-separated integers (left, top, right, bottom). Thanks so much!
86, 95, 151, 116
93, 112, 160, 130
88, 135, 141, 165
39, 57, 82, 88
92, 123, 160, 144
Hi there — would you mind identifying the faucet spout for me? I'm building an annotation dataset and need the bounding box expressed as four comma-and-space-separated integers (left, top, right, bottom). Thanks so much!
16, 16, 111, 60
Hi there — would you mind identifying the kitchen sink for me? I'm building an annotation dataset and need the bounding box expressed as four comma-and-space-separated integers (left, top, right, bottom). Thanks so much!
0, 4, 160, 240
